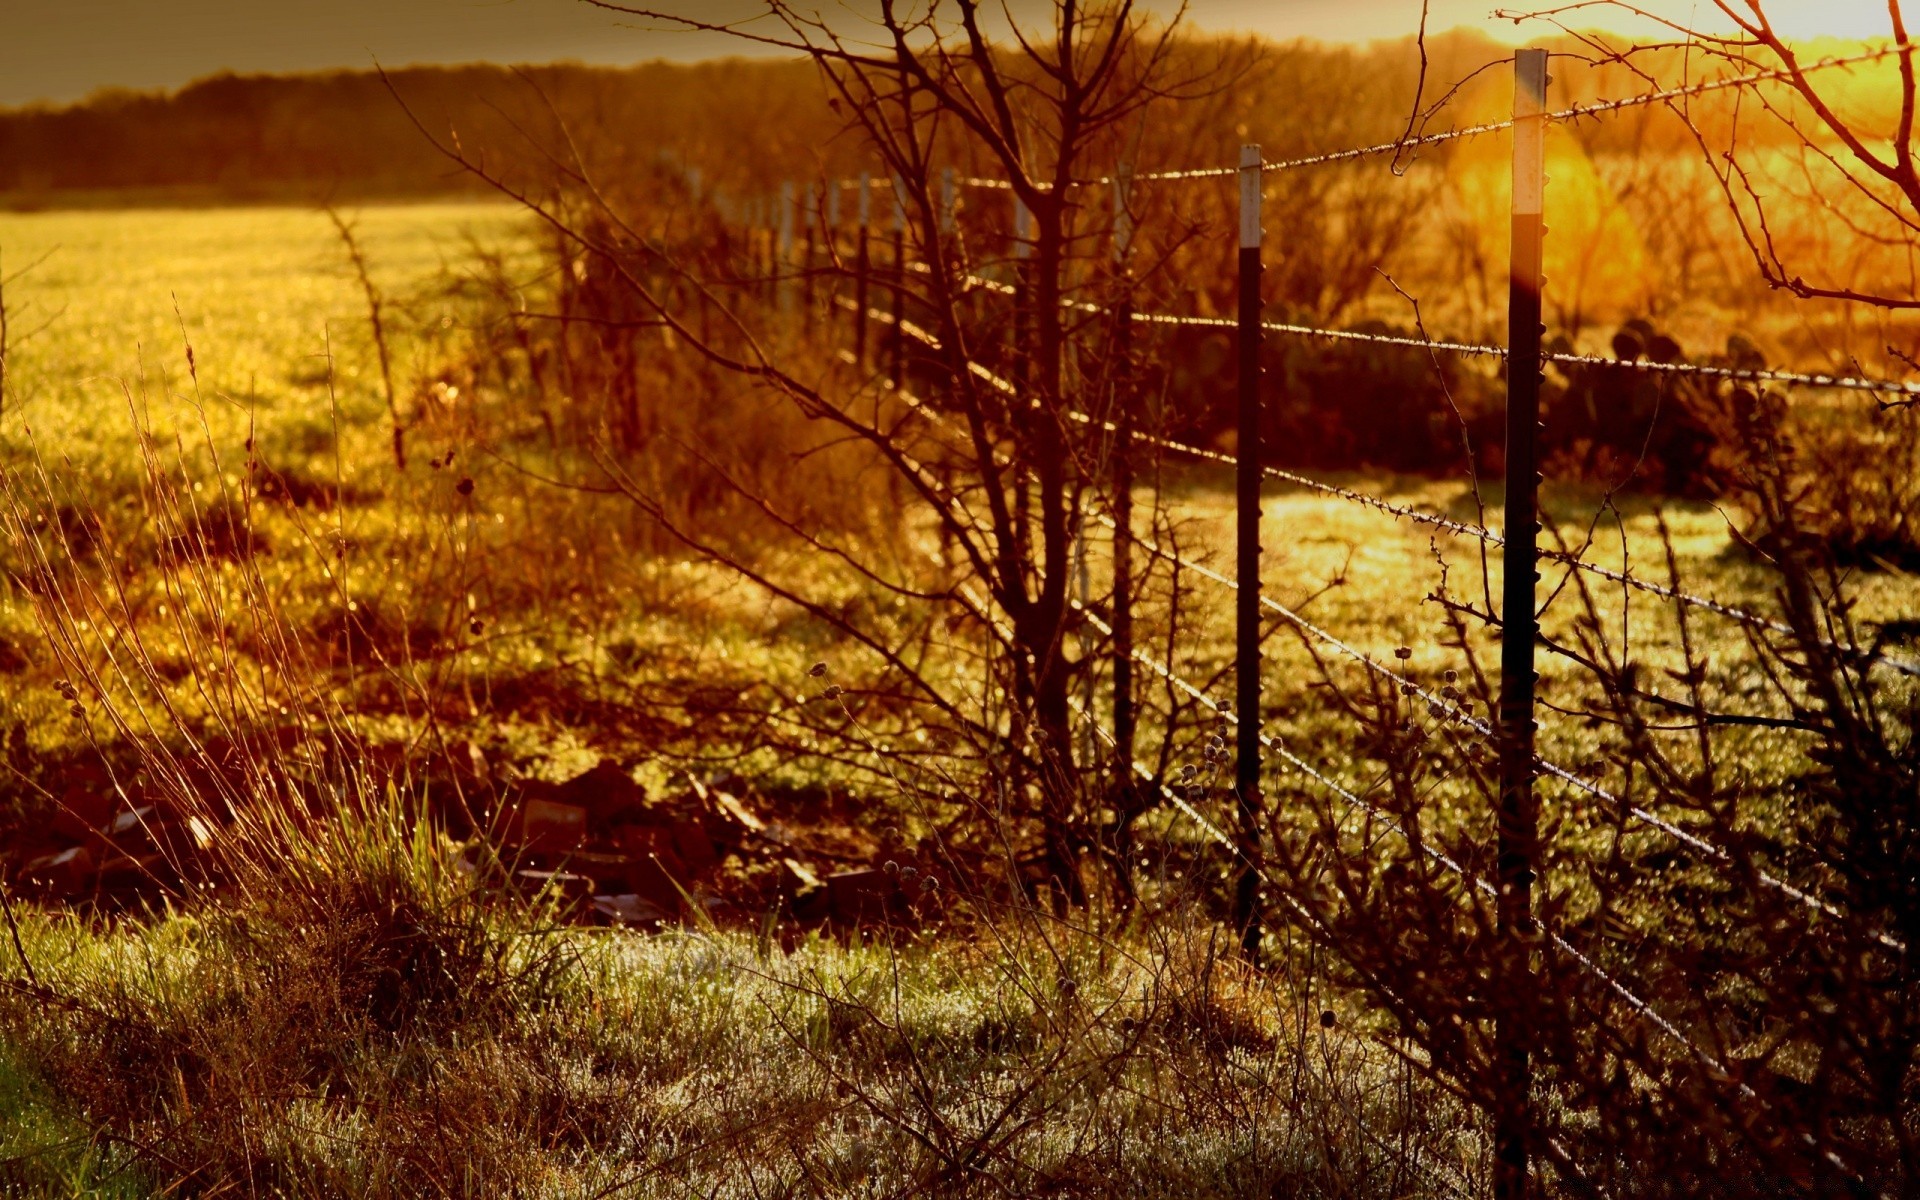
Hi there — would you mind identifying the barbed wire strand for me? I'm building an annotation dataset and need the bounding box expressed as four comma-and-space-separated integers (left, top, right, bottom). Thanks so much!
1091, 514, 1908, 956
943, 42, 1920, 188
910, 261, 1920, 396
1070, 601, 1882, 1188
792, 46, 1918, 195
1065, 297, 1920, 398
1068, 600, 1802, 1102
824, 300, 1890, 1183
852, 288, 1920, 676
836, 296, 1909, 949
1049, 404, 1920, 680
788, 90, 1905, 1175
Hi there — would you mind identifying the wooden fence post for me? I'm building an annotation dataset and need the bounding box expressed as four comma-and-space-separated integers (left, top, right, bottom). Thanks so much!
1234, 144, 1265, 959
1496, 46, 1548, 1200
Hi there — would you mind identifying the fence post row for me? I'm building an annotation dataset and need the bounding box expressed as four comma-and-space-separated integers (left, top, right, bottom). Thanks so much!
1496, 46, 1548, 1200
1233, 144, 1265, 959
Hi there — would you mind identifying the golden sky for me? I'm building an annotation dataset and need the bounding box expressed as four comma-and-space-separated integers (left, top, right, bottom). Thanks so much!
0, 0, 1898, 107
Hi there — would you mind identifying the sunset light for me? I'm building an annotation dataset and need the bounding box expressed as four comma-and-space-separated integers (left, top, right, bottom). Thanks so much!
1, 3, 1917, 1196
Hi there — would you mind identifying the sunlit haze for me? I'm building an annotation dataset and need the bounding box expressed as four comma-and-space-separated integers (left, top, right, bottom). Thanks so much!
0, 0, 1901, 107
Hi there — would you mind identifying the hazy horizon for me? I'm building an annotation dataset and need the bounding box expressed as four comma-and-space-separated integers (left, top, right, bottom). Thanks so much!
0, 0, 1900, 108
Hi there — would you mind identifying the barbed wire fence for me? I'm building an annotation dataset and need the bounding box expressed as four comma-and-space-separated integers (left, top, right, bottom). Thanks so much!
670, 41, 1920, 1198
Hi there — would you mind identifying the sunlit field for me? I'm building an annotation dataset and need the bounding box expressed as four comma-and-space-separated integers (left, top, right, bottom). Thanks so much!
0, 203, 528, 462
7, 202, 1893, 827
0, 207, 1494, 1196
3, 10, 1920, 1191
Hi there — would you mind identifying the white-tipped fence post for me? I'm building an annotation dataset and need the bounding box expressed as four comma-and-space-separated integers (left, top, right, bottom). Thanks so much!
1496, 46, 1548, 1200
1233, 144, 1265, 960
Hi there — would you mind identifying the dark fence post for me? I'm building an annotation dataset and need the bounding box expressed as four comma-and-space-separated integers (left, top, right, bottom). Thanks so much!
1111, 164, 1136, 787
1110, 163, 1141, 898
778, 181, 795, 321
891, 175, 907, 386
856, 171, 871, 368
1013, 193, 1032, 558
1233, 144, 1264, 959
1496, 46, 1548, 1200
828, 180, 843, 343
802, 183, 817, 333
756, 197, 773, 308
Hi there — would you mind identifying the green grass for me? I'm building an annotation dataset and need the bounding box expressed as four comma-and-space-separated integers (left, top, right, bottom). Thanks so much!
0, 201, 1913, 1196
0, 202, 529, 474
0, 203, 1901, 865
0, 872, 1477, 1198
0, 1043, 150, 1197
5, 201, 1905, 803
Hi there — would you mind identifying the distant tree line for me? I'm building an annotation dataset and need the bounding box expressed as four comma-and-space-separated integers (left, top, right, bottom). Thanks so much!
0, 32, 1549, 208
0, 60, 833, 205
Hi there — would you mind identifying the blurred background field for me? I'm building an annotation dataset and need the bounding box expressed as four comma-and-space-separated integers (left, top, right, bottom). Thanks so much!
0, 202, 529, 465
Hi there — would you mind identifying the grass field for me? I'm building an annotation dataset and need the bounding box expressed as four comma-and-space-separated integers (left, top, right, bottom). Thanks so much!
0, 203, 528, 469
0, 202, 1914, 1196
2, 201, 1915, 900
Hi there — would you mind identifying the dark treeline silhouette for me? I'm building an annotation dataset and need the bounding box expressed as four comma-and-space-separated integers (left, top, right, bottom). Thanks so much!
0, 29, 1681, 209
0, 28, 1846, 210
0, 59, 836, 206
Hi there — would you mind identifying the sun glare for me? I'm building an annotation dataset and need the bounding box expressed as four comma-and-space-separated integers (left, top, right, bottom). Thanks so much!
1191, 0, 1910, 46
1491, 0, 1904, 44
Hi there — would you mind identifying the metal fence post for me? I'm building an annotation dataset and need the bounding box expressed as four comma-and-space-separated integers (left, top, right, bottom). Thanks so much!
827, 180, 842, 338
802, 183, 818, 332
1012, 192, 1032, 557
1234, 144, 1265, 959
891, 174, 907, 386
1497, 46, 1548, 1200
1111, 164, 1140, 887
778, 180, 795, 320
758, 196, 776, 308
856, 171, 872, 368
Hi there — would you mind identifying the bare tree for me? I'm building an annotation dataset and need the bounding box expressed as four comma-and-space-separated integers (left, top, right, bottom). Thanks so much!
391, 1, 1225, 906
